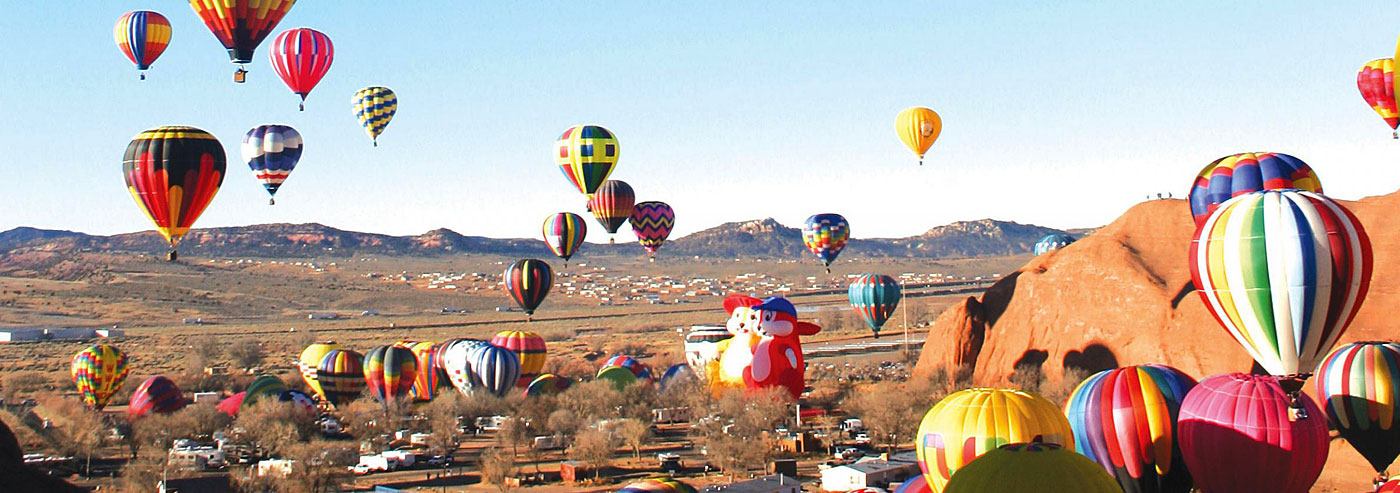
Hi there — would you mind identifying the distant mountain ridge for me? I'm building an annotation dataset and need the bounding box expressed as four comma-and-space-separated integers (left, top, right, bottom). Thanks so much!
0, 218, 1080, 260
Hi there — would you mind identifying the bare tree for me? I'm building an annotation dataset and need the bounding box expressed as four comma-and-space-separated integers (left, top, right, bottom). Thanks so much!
423, 393, 462, 457
616, 419, 651, 459
226, 340, 265, 370
567, 429, 614, 480
546, 409, 581, 444
41, 396, 105, 477
818, 306, 844, 333
234, 398, 316, 457
479, 446, 516, 493
497, 416, 531, 465
273, 440, 357, 493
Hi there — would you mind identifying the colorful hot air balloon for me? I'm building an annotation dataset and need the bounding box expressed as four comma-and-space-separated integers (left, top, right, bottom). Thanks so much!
616, 478, 697, 493
242, 374, 287, 408
469, 344, 521, 398
848, 273, 902, 337
316, 349, 365, 407
555, 125, 619, 199
436, 338, 488, 373
1190, 190, 1372, 392
491, 331, 547, 387
188, 0, 295, 81
893, 474, 930, 493
242, 125, 302, 205
504, 259, 553, 318
1358, 59, 1399, 138
71, 345, 129, 411
128, 376, 185, 419
543, 213, 587, 266
440, 341, 481, 398
353, 87, 396, 146
915, 388, 1073, 493
123, 126, 227, 261
1033, 233, 1075, 256
298, 342, 339, 400
216, 392, 246, 416
802, 213, 850, 273
1316, 341, 1400, 474
403, 341, 440, 402
588, 180, 635, 242
895, 107, 942, 165
1382, 477, 1400, 493
603, 355, 653, 381
629, 201, 674, 260
597, 365, 640, 392
524, 373, 572, 397
1186, 152, 1322, 226
269, 28, 333, 111
658, 364, 697, 392
944, 443, 1119, 493
1178, 373, 1328, 493
114, 11, 171, 80
364, 345, 418, 403
276, 389, 316, 415
1064, 365, 1197, 493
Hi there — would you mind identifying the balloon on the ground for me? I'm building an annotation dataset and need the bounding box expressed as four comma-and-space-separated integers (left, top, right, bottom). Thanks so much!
269, 28, 333, 110
603, 355, 653, 381
915, 387, 1073, 493
123, 126, 227, 261
589, 180, 635, 241
802, 213, 850, 272
543, 213, 587, 265
1178, 373, 1328, 493
71, 344, 129, 411
504, 259, 553, 317
364, 345, 418, 403
188, 0, 294, 81
1382, 477, 1400, 493
555, 125, 619, 199
524, 373, 571, 397
658, 364, 697, 392
277, 390, 316, 415
597, 365, 640, 391
216, 392, 246, 416
316, 349, 365, 407
436, 338, 488, 372
468, 344, 521, 398
298, 342, 340, 399
944, 443, 1118, 493
629, 201, 674, 259
684, 326, 732, 384
491, 330, 547, 387
128, 375, 185, 419
893, 474, 930, 493
402, 341, 440, 401
353, 87, 396, 146
848, 273, 902, 337
616, 478, 697, 493
712, 295, 765, 395
895, 107, 942, 165
1190, 190, 1372, 386
1064, 365, 1197, 493
114, 11, 171, 80
1358, 59, 1399, 138
1315, 341, 1400, 474
1186, 153, 1322, 226
242, 125, 302, 204
242, 374, 287, 408
739, 297, 820, 399
440, 341, 480, 397
1033, 233, 1075, 256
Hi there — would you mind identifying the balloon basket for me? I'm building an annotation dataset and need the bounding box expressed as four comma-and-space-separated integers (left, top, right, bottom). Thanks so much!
1392, 131, 1397, 139
373, 140, 378, 148
1277, 374, 1310, 420
609, 237, 615, 245
139, 73, 146, 81
234, 67, 247, 83
166, 250, 178, 262
299, 102, 304, 111
269, 197, 276, 205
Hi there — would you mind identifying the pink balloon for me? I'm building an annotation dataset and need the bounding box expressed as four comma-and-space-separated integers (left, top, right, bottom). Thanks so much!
1178, 373, 1328, 493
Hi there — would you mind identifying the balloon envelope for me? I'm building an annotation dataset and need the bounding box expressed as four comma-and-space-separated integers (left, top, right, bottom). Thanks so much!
491, 331, 547, 387
242, 125, 302, 200
524, 373, 572, 397
1186, 153, 1322, 226
364, 345, 418, 403
892, 474, 930, 493
216, 392, 246, 416
895, 107, 942, 164
1178, 373, 1328, 493
277, 389, 317, 415
298, 342, 340, 399
468, 344, 521, 398
1033, 233, 1075, 256
1064, 365, 1197, 493
616, 478, 696, 493
597, 366, 639, 392
504, 259, 553, 316
658, 364, 696, 392
1316, 341, 1400, 473
802, 213, 850, 268
603, 355, 653, 381
403, 341, 440, 402
316, 349, 365, 407
629, 202, 675, 257
555, 125, 619, 198
114, 11, 171, 75
128, 375, 185, 419
71, 344, 129, 411
123, 126, 227, 252
542, 213, 587, 264
242, 374, 287, 409
1358, 59, 1399, 136
915, 387, 1073, 493
188, 0, 294, 65
848, 274, 902, 336
269, 28, 333, 107
943, 443, 1118, 493
353, 87, 397, 145
589, 180, 635, 236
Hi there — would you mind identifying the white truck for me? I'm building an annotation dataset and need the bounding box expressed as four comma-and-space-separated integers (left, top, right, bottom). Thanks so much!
357, 455, 394, 473
382, 449, 415, 468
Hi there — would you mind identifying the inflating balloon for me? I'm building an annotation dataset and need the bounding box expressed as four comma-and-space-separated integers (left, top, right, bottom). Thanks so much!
555, 125, 619, 198
543, 213, 587, 266
802, 213, 849, 273
71, 344, 129, 411
364, 345, 417, 403
1033, 233, 1075, 256
616, 478, 697, 493
523, 373, 572, 397
242, 125, 302, 205
1316, 341, 1400, 475
504, 259, 552, 319
402, 341, 440, 402
1064, 365, 1197, 493
315, 349, 365, 407
298, 342, 340, 400
353, 87, 396, 146
491, 330, 547, 387
468, 344, 521, 398
848, 273, 901, 337
1186, 152, 1322, 226
597, 365, 639, 391
915, 387, 1072, 493
1358, 58, 1399, 138
629, 201, 674, 260
602, 355, 653, 382
128, 376, 185, 419
588, 180, 635, 242
895, 107, 942, 165
277, 389, 316, 415
1178, 373, 1328, 493
440, 341, 480, 398
188, 0, 295, 82
242, 374, 287, 408
269, 28, 333, 111
658, 364, 697, 392
114, 11, 171, 80
216, 392, 246, 416
123, 126, 227, 261
943, 443, 1119, 493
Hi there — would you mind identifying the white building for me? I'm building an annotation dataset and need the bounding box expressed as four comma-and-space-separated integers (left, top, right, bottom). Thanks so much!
702, 474, 801, 493
0, 327, 124, 343
820, 456, 920, 492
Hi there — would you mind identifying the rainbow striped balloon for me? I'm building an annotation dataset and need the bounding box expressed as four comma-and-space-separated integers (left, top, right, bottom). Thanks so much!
71, 344, 129, 411
504, 259, 552, 317
542, 213, 587, 265
316, 349, 365, 407
916, 388, 1073, 493
555, 125, 619, 198
1064, 365, 1197, 493
802, 213, 850, 271
1187, 152, 1322, 226
1358, 58, 1399, 138
364, 345, 418, 403
1316, 341, 1400, 473
491, 330, 547, 387
114, 11, 171, 79
402, 341, 440, 401
629, 201, 674, 258
1190, 190, 1372, 379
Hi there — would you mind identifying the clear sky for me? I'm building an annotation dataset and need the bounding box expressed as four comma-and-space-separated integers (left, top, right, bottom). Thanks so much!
3, 2, 1399, 241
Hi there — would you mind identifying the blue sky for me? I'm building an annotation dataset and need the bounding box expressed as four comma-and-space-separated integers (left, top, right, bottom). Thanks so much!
2, 2, 1399, 241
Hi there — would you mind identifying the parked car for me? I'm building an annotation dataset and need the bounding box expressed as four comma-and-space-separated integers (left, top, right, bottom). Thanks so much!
834, 447, 864, 460
426, 455, 451, 467
854, 433, 871, 445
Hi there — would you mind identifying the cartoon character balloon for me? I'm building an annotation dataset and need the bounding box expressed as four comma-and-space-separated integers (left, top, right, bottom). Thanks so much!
269, 28, 333, 110
543, 213, 587, 266
848, 273, 902, 337
128, 375, 185, 419
188, 0, 295, 82
555, 125, 619, 199
916, 387, 1073, 493
742, 297, 820, 399
242, 125, 302, 205
1186, 152, 1322, 226
1358, 59, 1399, 138
1064, 365, 1197, 493
802, 213, 850, 273
504, 259, 552, 319
491, 330, 547, 387
895, 107, 942, 165
712, 295, 764, 395
315, 349, 365, 407
123, 126, 227, 261
114, 11, 171, 80
364, 345, 417, 403
1316, 342, 1400, 475
1033, 233, 1075, 256
71, 345, 130, 411
684, 326, 732, 384
943, 443, 1119, 493
353, 87, 396, 146
629, 201, 674, 260
1178, 373, 1328, 493
588, 179, 635, 242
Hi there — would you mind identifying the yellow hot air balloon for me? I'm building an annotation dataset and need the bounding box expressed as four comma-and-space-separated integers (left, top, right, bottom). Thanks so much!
915, 387, 1073, 493
298, 342, 340, 399
896, 107, 942, 165
943, 443, 1119, 493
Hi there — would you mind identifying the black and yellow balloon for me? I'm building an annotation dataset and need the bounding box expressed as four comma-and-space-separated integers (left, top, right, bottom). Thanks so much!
123, 126, 227, 261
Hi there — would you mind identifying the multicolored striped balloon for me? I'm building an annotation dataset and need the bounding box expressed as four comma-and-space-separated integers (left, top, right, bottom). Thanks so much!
893, 474, 930, 493
616, 478, 697, 493
802, 213, 850, 271
848, 273, 902, 336
504, 259, 552, 317
242, 125, 302, 204
353, 87, 396, 146
188, 0, 295, 79
71, 344, 129, 411
114, 11, 171, 79
364, 345, 418, 403
1178, 373, 1328, 493
1358, 58, 1399, 138
436, 338, 488, 373
597, 365, 640, 391
523, 373, 572, 397
1033, 233, 1075, 256
242, 374, 287, 409
916, 388, 1073, 493
491, 331, 547, 387
555, 125, 619, 199
1186, 152, 1322, 226
588, 180, 635, 240
543, 213, 587, 265
1316, 341, 1400, 473
1190, 190, 1372, 381
603, 354, 653, 381
401, 341, 440, 401
316, 349, 365, 407
469, 344, 521, 398
128, 375, 185, 419
629, 201, 674, 259
123, 126, 227, 260
269, 28, 333, 110
298, 342, 339, 400
1064, 365, 1197, 493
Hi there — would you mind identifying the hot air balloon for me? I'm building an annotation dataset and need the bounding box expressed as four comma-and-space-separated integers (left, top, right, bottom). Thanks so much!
603, 355, 653, 381
468, 344, 521, 398
440, 341, 481, 398
114, 11, 171, 80
436, 338, 488, 373
684, 326, 732, 384
1186, 152, 1322, 226
242, 125, 302, 205
188, 0, 295, 82
597, 365, 640, 392
123, 126, 227, 261
658, 364, 697, 392
269, 28, 333, 111
524, 373, 572, 398
491, 331, 547, 387
216, 392, 246, 416
128, 376, 185, 419
629, 201, 674, 260
316, 349, 365, 407
543, 213, 587, 266
1382, 477, 1400, 493
588, 180, 635, 243
555, 125, 619, 199
1316, 341, 1400, 475
1033, 233, 1075, 256
504, 259, 552, 319
298, 342, 339, 401
943, 443, 1119, 493
915, 387, 1073, 493
353, 87, 396, 146
242, 374, 287, 409
403, 341, 440, 402
848, 274, 901, 337
893, 474, 930, 493
364, 345, 418, 403
895, 107, 942, 166
1064, 365, 1197, 493
616, 478, 697, 493
1190, 190, 1372, 395
802, 213, 849, 273
277, 389, 317, 415
1360, 58, 1400, 138
1178, 373, 1328, 493
71, 345, 129, 411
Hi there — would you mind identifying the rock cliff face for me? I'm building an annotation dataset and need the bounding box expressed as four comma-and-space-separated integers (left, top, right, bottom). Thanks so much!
915, 191, 1399, 385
